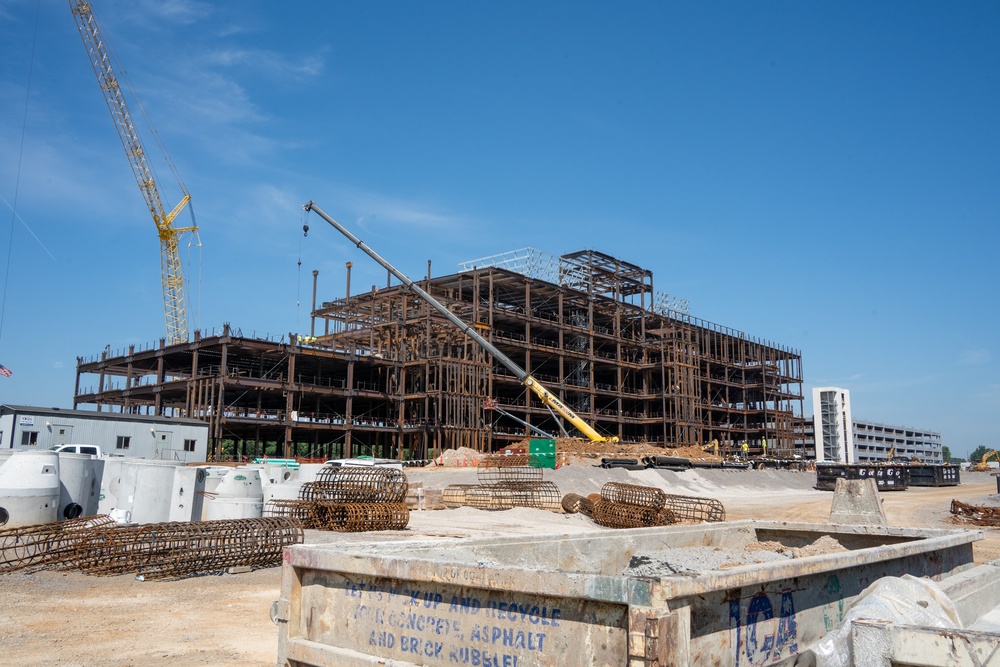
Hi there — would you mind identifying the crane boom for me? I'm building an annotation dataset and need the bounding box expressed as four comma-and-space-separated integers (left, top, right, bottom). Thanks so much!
70, 0, 197, 344
303, 201, 618, 443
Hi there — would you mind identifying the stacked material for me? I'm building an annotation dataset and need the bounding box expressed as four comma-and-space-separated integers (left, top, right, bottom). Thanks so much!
443, 455, 561, 512
0, 515, 302, 580
587, 481, 726, 528
264, 465, 410, 531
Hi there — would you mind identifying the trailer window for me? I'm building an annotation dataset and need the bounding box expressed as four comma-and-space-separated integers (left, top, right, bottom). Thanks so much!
21, 431, 38, 446
183, 439, 196, 452
116, 436, 131, 450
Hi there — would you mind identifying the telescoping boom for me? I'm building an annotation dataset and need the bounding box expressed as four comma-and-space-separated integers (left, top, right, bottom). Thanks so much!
303, 201, 618, 443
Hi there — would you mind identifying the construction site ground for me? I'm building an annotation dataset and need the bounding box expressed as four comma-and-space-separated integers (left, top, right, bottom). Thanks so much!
2, 467, 998, 667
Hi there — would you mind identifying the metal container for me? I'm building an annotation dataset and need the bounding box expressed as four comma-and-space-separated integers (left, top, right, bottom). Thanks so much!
272, 521, 979, 666
906, 464, 960, 487
816, 464, 909, 491
528, 438, 557, 469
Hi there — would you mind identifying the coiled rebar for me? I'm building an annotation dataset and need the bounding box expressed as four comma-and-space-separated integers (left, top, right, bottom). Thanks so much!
62, 517, 303, 580
561, 493, 594, 517
442, 484, 477, 508
600, 482, 666, 510
264, 500, 410, 532
304, 465, 408, 503
477, 454, 544, 488
0, 515, 117, 574
662, 494, 726, 522
591, 498, 675, 529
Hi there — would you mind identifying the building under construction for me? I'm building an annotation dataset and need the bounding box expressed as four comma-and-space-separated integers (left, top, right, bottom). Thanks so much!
74, 249, 803, 462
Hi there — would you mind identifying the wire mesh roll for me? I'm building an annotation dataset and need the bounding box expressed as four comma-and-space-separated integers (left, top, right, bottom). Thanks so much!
662, 494, 726, 523
64, 517, 304, 579
442, 484, 477, 508
600, 482, 666, 510
464, 486, 515, 511
0, 515, 117, 574
302, 465, 408, 503
477, 454, 544, 488
562, 493, 583, 513
591, 498, 667, 529
507, 481, 562, 512
561, 493, 594, 516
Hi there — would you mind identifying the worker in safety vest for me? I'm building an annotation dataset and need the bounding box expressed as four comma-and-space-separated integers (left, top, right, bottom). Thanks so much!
741, 441, 749, 459
762, 438, 768, 457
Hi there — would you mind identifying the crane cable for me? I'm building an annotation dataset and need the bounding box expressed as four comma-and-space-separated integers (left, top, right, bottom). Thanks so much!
1, 0, 43, 352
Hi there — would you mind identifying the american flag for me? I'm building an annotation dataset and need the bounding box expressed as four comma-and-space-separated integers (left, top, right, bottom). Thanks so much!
0, 364, 11, 378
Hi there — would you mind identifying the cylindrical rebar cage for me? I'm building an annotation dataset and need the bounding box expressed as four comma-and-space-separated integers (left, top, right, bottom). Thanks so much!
477, 454, 544, 488
600, 482, 666, 510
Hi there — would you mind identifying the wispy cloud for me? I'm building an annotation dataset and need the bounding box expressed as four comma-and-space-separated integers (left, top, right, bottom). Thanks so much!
133, 0, 211, 25
959, 348, 992, 365
341, 189, 466, 231
204, 48, 326, 79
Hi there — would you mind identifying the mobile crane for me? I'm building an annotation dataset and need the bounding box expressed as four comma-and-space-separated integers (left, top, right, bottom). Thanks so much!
303, 201, 618, 444
70, 0, 200, 344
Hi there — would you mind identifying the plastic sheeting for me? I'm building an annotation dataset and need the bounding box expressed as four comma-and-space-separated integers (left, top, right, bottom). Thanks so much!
809, 575, 961, 667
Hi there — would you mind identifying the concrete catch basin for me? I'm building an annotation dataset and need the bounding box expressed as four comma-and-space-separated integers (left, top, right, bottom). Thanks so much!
273, 520, 981, 666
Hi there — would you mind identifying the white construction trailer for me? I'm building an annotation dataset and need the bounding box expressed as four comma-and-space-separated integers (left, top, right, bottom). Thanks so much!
0, 404, 209, 462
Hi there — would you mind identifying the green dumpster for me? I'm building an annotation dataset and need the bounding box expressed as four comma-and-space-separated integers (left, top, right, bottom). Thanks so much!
529, 438, 557, 469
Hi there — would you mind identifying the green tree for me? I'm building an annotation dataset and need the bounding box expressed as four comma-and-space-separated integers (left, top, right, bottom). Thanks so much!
970, 445, 993, 463
942, 445, 952, 462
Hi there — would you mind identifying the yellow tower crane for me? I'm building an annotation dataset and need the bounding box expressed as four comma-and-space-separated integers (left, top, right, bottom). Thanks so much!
69, 0, 199, 345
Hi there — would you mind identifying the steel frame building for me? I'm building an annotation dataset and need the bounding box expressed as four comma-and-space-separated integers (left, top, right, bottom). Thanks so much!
74, 250, 804, 462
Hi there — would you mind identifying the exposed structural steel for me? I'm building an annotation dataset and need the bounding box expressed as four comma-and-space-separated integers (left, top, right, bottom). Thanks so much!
74, 252, 804, 459
69, 0, 199, 345
0, 515, 302, 579
303, 201, 618, 444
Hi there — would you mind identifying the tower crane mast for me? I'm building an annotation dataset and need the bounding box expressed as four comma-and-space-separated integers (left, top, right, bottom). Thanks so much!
69, 0, 198, 344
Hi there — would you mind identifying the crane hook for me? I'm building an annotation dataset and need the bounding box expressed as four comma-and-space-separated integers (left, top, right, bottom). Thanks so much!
302, 223, 309, 237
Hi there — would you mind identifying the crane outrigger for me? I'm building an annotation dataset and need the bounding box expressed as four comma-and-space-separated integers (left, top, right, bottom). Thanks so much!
303, 201, 618, 444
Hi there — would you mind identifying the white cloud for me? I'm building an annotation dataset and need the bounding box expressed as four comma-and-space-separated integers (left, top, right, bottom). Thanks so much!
959, 348, 992, 365
204, 48, 326, 78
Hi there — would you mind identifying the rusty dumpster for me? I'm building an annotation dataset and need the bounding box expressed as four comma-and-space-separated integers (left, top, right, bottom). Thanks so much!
272, 520, 981, 666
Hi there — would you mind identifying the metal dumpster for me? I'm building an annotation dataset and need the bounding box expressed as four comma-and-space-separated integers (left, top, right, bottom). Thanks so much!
272, 521, 980, 666
816, 464, 909, 491
906, 464, 961, 487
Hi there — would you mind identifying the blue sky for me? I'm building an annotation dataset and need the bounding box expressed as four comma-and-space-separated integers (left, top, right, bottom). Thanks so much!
1, 1, 997, 457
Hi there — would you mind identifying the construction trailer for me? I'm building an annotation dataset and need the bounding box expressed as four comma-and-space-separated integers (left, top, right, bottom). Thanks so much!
73, 250, 803, 462
0, 404, 208, 462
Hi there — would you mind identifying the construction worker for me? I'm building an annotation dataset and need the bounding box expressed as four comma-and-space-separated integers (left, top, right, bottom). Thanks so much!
762, 438, 768, 458
741, 441, 749, 459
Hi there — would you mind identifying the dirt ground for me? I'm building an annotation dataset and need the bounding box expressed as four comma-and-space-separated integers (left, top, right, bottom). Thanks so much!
1, 468, 997, 667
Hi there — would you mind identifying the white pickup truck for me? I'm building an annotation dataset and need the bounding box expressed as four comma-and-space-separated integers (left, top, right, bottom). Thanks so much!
48, 444, 103, 457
